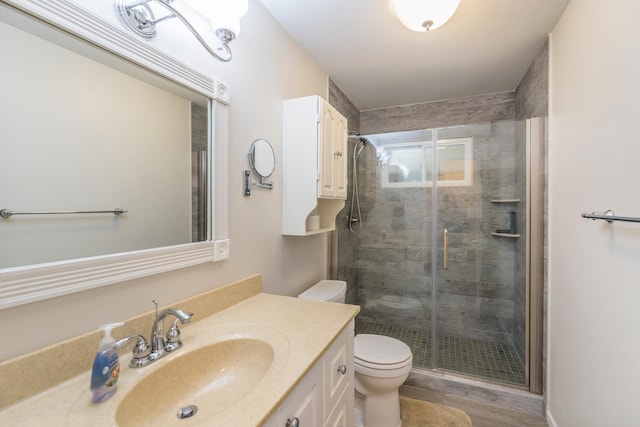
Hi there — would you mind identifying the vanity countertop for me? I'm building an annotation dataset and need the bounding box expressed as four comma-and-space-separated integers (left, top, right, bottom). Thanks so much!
0, 291, 359, 426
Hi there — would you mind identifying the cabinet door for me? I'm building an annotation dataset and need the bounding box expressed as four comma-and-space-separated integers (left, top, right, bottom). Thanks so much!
333, 113, 348, 199
324, 387, 350, 427
323, 333, 351, 418
323, 326, 354, 426
318, 99, 337, 198
280, 362, 321, 427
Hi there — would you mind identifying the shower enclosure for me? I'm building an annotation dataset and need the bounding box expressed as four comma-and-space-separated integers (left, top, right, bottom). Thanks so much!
338, 118, 544, 391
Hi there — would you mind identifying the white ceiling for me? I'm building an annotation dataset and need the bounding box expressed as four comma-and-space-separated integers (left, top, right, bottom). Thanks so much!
258, 0, 570, 111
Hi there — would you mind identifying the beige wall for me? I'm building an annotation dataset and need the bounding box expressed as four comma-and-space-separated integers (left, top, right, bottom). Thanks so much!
0, 0, 329, 362
548, 0, 640, 425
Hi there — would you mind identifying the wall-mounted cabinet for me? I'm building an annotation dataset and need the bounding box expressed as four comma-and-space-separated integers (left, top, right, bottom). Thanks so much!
282, 95, 348, 236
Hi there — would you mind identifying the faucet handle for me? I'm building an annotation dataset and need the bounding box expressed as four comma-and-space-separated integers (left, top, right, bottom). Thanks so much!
132, 338, 151, 359
115, 334, 151, 368
165, 318, 183, 352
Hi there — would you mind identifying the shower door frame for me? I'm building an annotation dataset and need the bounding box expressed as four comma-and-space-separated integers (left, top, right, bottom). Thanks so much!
526, 117, 545, 394
430, 117, 545, 393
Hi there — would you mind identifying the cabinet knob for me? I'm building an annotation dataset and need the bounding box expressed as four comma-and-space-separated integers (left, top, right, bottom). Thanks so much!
286, 417, 300, 427
337, 364, 347, 375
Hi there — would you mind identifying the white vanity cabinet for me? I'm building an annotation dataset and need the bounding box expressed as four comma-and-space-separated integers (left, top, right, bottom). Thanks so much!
282, 95, 348, 236
263, 323, 354, 427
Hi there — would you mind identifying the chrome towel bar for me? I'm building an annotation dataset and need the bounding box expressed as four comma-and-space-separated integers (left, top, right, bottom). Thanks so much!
581, 210, 640, 224
1, 208, 127, 219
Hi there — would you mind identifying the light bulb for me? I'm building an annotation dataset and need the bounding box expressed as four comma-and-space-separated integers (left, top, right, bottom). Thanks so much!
185, 0, 249, 36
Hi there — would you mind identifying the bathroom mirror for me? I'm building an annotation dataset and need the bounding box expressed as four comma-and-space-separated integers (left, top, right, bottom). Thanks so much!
249, 139, 276, 179
0, 0, 230, 309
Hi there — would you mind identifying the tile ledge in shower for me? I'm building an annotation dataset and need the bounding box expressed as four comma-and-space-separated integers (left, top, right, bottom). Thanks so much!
491, 232, 521, 238
490, 199, 521, 203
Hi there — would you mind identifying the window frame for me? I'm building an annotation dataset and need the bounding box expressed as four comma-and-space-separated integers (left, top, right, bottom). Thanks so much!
380, 137, 473, 188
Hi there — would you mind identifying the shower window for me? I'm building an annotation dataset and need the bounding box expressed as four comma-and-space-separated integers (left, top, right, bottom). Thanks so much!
381, 137, 473, 187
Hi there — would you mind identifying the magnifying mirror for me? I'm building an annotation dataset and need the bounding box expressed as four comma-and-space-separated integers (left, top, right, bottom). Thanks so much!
249, 139, 276, 178
244, 139, 275, 195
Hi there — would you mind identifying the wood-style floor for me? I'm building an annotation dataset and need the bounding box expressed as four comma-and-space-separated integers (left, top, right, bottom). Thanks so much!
400, 385, 549, 427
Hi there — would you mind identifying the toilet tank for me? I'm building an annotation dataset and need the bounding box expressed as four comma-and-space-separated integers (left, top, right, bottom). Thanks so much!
298, 280, 346, 303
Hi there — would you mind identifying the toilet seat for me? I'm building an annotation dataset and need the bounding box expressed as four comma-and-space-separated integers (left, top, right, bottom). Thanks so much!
354, 334, 412, 371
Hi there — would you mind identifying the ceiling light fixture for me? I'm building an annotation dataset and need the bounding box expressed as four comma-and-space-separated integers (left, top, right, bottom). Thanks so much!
393, 0, 461, 32
115, 0, 248, 62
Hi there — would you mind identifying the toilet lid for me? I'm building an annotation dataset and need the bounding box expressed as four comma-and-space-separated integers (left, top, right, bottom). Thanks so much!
298, 280, 346, 301
354, 334, 412, 366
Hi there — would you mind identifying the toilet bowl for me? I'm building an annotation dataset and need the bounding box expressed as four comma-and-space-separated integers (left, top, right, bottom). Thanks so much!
298, 280, 413, 427
353, 334, 412, 427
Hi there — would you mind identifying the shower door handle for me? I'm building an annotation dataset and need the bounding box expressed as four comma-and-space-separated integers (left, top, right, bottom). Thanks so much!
443, 228, 449, 270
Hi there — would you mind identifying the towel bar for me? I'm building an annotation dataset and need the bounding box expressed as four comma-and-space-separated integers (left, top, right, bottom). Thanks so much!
1, 208, 127, 219
581, 210, 640, 224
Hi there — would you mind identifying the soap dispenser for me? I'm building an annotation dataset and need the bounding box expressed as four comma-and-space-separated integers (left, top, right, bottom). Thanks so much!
90, 322, 124, 403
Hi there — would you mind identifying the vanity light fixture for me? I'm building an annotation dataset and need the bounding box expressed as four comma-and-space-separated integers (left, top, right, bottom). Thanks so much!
115, 0, 248, 62
393, 0, 460, 32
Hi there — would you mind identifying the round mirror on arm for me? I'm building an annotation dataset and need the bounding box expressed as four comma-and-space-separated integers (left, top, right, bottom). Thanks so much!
244, 139, 275, 196
250, 139, 275, 178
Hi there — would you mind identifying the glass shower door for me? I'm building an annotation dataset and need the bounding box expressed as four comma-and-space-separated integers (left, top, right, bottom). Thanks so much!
434, 121, 527, 385
346, 119, 543, 389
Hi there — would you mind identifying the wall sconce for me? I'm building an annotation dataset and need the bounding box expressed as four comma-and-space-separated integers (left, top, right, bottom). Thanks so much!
393, 0, 460, 32
115, 0, 248, 62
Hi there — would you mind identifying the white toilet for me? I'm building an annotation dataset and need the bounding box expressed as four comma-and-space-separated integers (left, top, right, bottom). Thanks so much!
298, 280, 413, 427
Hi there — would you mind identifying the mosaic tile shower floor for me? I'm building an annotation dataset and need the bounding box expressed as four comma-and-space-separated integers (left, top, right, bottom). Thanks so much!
356, 320, 525, 386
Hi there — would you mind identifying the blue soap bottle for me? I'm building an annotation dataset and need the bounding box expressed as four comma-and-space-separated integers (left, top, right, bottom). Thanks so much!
90, 322, 123, 403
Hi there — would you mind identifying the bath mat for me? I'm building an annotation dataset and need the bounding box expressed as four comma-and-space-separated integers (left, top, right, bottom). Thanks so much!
400, 396, 472, 427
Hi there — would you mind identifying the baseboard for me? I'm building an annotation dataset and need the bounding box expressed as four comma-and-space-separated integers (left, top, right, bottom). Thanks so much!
546, 409, 558, 427
404, 368, 545, 417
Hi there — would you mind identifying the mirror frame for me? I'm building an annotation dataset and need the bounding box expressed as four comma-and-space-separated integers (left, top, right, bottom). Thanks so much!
0, 0, 230, 310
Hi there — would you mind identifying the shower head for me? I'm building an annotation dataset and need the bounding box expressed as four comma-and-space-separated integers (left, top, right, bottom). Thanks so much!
353, 138, 370, 160
348, 130, 370, 160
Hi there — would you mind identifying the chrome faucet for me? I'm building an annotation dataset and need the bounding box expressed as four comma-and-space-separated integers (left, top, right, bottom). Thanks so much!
117, 300, 194, 368
148, 305, 193, 362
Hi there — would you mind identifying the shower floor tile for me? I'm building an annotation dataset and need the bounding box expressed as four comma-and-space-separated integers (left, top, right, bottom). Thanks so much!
356, 320, 525, 386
